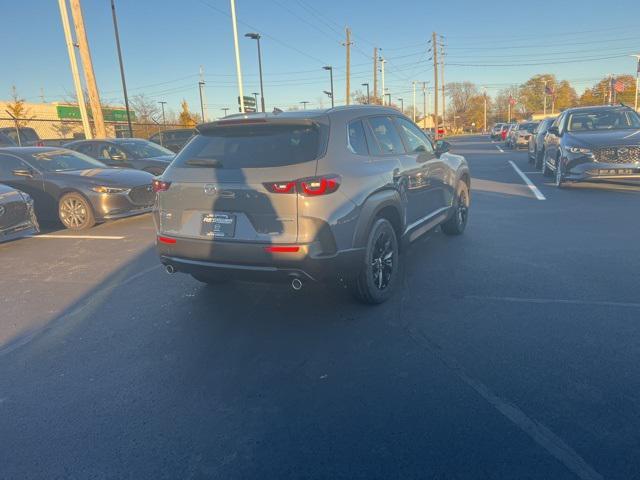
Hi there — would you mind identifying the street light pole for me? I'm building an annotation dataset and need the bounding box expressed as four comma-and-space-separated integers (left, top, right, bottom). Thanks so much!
385, 93, 391, 106
222, 107, 229, 117
412, 81, 416, 122
398, 98, 404, 113
229, 0, 245, 113
300, 101, 309, 110
323, 66, 334, 107
110, 0, 133, 138
245, 33, 266, 112
483, 87, 487, 133
361, 83, 369, 104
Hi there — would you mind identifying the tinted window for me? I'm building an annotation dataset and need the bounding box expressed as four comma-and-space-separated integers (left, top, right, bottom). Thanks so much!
395, 117, 434, 154
98, 144, 128, 161
73, 142, 96, 156
347, 120, 369, 155
116, 140, 173, 158
26, 149, 106, 172
0, 154, 28, 178
173, 123, 326, 168
367, 116, 406, 154
567, 109, 640, 132
520, 123, 538, 133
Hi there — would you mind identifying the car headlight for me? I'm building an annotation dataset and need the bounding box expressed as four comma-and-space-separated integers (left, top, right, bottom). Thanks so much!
91, 186, 130, 194
567, 146, 592, 154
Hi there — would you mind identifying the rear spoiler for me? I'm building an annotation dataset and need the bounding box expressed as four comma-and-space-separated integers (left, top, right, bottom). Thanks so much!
196, 117, 320, 133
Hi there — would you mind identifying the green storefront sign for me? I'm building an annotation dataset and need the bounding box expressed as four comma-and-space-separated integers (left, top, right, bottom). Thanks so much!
56, 105, 136, 122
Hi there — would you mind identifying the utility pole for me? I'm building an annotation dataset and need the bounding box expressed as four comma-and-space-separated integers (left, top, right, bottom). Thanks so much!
373, 47, 378, 103
385, 93, 391, 106
229, 0, 245, 113
69, 0, 106, 138
440, 44, 445, 134
110, 0, 132, 138
483, 88, 487, 133
158, 101, 166, 129
344, 27, 352, 105
432, 32, 439, 138
323, 66, 334, 108
412, 81, 416, 121
57, 0, 92, 139
199, 66, 209, 121
198, 81, 205, 122
633, 55, 640, 111
222, 107, 229, 117
380, 56, 386, 105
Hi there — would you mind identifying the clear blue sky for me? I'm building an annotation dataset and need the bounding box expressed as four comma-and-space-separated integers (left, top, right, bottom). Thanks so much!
4, 0, 640, 118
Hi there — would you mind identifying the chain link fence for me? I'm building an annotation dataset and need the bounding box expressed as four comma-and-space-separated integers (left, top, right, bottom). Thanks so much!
0, 116, 184, 146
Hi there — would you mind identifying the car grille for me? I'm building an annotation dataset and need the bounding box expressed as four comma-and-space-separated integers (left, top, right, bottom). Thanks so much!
592, 146, 640, 164
128, 185, 155, 206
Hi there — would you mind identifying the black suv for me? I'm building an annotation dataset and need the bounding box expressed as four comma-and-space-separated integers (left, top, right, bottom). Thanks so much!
542, 105, 640, 187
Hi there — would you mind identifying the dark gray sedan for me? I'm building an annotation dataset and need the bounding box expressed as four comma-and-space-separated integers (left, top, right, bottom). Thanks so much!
0, 147, 155, 230
0, 183, 39, 242
65, 138, 175, 175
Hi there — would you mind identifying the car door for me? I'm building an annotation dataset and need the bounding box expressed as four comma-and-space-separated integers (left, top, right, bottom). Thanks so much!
364, 115, 425, 226
0, 153, 51, 218
393, 116, 443, 220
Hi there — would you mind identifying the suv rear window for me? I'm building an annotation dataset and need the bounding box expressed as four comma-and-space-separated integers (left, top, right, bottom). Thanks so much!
174, 123, 326, 168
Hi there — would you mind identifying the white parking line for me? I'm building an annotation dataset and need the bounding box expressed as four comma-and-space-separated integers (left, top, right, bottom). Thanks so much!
508, 161, 546, 200
496, 145, 504, 153
30, 234, 125, 240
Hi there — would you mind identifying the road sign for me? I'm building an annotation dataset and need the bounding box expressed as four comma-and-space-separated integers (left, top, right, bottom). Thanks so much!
238, 96, 256, 107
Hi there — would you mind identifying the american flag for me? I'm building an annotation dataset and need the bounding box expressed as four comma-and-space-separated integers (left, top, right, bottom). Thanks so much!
613, 79, 625, 93
544, 85, 554, 96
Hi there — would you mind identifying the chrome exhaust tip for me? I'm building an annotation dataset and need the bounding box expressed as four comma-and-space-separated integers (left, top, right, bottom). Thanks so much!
291, 278, 303, 291
165, 264, 176, 274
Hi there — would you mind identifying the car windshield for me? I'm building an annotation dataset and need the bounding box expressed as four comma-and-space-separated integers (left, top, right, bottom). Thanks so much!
519, 123, 538, 133
27, 149, 106, 172
173, 123, 326, 168
116, 140, 174, 158
567, 109, 640, 131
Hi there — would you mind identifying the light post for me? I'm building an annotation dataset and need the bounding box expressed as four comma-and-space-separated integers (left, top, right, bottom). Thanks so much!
221, 107, 229, 117
158, 101, 166, 130
483, 88, 488, 133
252, 92, 259, 111
361, 83, 370, 104
245, 33, 266, 112
323, 66, 334, 107
300, 101, 309, 110
385, 93, 391, 106
398, 98, 404, 113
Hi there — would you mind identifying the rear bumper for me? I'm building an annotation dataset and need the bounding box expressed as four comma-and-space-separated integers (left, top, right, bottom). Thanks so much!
157, 236, 364, 283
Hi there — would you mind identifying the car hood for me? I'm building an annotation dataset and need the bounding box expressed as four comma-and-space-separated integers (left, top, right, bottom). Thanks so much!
565, 130, 640, 147
49, 168, 154, 187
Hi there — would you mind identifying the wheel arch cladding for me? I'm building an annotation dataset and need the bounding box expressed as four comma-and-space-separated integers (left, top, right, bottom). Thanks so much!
352, 189, 403, 249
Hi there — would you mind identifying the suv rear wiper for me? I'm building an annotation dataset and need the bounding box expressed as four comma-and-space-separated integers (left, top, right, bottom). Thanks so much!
185, 158, 223, 168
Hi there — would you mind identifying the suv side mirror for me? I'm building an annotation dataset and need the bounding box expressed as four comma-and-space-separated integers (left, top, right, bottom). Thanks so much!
435, 140, 451, 156
547, 126, 560, 136
12, 168, 34, 178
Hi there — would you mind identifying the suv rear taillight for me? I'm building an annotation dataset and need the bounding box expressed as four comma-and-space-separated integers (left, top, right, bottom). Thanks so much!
263, 175, 341, 196
152, 179, 171, 192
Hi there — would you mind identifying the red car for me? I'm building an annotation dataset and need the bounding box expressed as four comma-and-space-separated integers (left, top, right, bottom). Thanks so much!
500, 125, 509, 141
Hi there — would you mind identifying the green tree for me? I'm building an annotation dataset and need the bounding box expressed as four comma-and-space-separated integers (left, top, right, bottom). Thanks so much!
581, 75, 636, 106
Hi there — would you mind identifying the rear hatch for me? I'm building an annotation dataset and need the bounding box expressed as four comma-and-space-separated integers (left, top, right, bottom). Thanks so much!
158, 118, 329, 244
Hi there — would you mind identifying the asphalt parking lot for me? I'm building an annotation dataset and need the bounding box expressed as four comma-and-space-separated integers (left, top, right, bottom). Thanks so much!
2, 135, 640, 479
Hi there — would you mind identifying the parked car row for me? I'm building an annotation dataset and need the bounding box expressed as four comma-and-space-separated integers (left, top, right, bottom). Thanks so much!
498, 104, 640, 188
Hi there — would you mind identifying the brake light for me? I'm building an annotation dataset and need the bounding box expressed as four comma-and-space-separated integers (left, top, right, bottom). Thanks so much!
264, 181, 296, 194
264, 246, 300, 253
299, 175, 341, 196
263, 175, 341, 196
158, 236, 176, 244
152, 179, 171, 192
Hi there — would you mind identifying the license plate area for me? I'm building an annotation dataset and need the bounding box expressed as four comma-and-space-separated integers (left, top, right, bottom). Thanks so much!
201, 213, 236, 238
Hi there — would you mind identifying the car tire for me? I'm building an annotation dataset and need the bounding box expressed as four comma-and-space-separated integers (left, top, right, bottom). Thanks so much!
535, 149, 544, 170
58, 192, 95, 230
555, 157, 565, 188
350, 218, 399, 305
441, 181, 470, 236
542, 153, 552, 177
191, 273, 229, 285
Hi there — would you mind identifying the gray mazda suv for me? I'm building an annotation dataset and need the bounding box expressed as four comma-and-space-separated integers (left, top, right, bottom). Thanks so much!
154, 106, 470, 303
